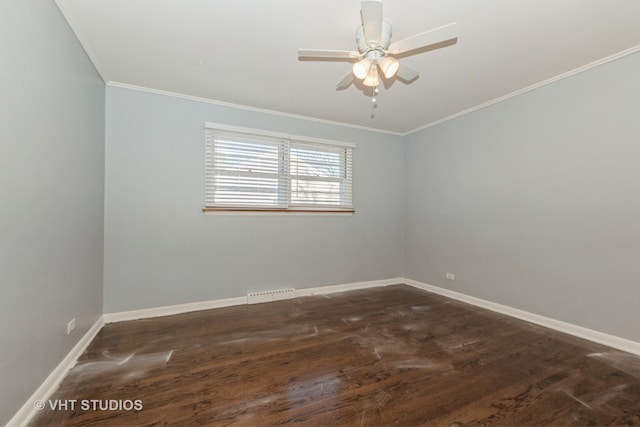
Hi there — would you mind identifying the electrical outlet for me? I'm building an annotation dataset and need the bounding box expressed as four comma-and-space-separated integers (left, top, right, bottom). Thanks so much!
67, 318, 76, 335
446, 273, 455, 280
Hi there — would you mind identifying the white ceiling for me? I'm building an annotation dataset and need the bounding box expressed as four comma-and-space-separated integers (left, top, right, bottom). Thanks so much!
55, 0, 640, 135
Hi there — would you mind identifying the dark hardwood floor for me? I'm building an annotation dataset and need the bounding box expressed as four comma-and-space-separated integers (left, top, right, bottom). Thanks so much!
30, 285, 640, 426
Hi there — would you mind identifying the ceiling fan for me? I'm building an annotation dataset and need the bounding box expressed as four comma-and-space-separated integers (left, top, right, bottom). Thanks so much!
298, 0, 458, 91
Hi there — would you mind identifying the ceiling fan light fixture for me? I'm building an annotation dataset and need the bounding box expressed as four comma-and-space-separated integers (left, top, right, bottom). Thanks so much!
363, 66, 379, 87
297, 1, 459, 100
352, 58, 371, 80
378, 56, 399, 79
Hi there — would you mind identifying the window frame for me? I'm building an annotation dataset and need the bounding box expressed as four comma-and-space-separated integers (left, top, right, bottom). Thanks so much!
204, 123, 355, 214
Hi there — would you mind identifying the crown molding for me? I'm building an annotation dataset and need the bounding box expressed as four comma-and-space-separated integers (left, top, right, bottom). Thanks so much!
403, 44, 640, 136
106, 82, 404, 137
54, 0, 108, 83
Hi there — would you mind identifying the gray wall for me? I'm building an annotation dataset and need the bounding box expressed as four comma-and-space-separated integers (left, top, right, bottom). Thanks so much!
0, 1, 105, 424
404, 51, 640, 342
103, 87, 404, 312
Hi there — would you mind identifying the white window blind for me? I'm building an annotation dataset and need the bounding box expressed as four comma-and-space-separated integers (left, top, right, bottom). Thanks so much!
289, 141, 353, 208
205, 126, 354, 211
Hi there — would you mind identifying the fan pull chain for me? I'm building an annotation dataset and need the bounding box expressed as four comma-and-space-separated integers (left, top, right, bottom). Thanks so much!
370, 86, 379, 119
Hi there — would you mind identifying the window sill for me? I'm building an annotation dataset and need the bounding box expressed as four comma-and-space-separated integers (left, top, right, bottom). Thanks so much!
202, 208, 354, 216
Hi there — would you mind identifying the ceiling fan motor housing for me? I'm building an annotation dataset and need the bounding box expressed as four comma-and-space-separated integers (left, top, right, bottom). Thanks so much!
356, 21, 392, 53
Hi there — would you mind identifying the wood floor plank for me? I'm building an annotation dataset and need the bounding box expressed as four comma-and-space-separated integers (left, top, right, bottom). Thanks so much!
29, 285, 640, 426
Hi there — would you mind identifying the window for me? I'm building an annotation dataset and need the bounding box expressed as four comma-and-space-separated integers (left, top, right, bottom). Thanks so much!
204, 124, 354, 212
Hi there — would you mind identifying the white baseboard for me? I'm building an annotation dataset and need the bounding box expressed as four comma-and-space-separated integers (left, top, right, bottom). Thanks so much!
7, 316, 105, 427
403, 278, 640, 357
104, 278, 403, 323
295, 278, 402, 297
103, 296, 247, 323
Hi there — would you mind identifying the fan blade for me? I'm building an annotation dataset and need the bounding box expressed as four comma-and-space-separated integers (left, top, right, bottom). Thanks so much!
388, 23, 458, 56
336, 72, 353, 90
396, 63, 419, 82
298, 49, 360, 59
360, 0, 383, 47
